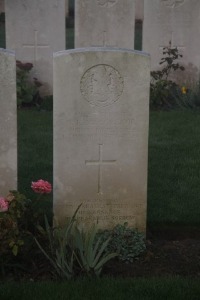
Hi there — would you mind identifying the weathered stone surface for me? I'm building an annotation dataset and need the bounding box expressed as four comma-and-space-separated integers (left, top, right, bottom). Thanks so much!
0, 49, 17, 195
143, 0, 200, 86
53, 48, 150, 232
75, 0, 135, 49
5, 0, 65, 95
135, 0, 144, 20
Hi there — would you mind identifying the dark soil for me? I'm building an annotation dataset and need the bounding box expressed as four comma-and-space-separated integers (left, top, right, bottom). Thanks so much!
104, 226, 200, 278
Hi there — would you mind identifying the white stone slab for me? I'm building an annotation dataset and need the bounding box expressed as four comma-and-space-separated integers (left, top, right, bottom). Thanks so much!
53, 48, 150, 232
75, 0, 135, 49
0, 49, 17, 195
143, 0, 200, 85
5, 0, 65, 95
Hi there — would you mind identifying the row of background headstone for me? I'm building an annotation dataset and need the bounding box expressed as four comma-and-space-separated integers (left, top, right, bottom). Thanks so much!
2, 0, 199, 90
0, 0, 70, 16
5, 0, 66, 95
0, 0, 143, 20
2, 0, 143, 95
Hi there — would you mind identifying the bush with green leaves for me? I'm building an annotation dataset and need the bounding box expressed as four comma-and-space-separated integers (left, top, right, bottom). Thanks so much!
16, 60, 42, 108
0, 191, 32, 258
150, 46, 185, 109
97, 223, 146, 263
0, 180, 52, 276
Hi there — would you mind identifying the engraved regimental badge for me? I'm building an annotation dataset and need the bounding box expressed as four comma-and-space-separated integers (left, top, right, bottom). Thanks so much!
80, 64, 124, 107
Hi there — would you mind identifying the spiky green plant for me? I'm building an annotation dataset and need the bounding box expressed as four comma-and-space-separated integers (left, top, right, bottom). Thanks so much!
73, 224, 118, 277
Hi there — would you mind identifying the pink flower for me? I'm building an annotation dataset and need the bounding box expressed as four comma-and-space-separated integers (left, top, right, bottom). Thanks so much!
0, 197, 9, 212
31, 179, 52, 194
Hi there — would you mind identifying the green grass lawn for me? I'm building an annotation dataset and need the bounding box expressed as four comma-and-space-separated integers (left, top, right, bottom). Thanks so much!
17, 110, 200, 227
148, 110, 200, 226
17, 110, 53, 216
1, 277, 200, 300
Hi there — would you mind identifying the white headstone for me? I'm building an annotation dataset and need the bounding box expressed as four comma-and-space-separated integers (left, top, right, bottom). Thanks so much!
143, 0, 200, 85
0, 49, 17, 195
53, 48, 150, 232
75, 0, 136, 49
5, 0, 65, 95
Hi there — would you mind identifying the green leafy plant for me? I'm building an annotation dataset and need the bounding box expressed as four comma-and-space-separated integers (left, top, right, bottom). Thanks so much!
0, 179, 52, 275
16, 60, 42, 108
0, 191, 31, 258
35, 206, 117, 279
73, 224, 118, 277
150, 46, 185, 109
97, 223, 146, 263
35, 205, 81, 280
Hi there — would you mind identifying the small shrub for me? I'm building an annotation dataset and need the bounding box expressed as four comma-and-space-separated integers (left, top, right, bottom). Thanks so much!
0, 180, 52, 276
150, 46, 185, 109
0, 191, 32, 258
16, 60, 42, 108
97, 223, 146, 263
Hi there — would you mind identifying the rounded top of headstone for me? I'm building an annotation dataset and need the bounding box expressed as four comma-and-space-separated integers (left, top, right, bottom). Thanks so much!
0, 48, 15, 56
53, 47, 150, 58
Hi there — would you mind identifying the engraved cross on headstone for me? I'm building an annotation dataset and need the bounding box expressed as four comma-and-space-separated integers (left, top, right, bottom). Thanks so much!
23, 30, 50, 67
159, 31, 185, 52
85, 144, 116, 194
92, 31, 117, 47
